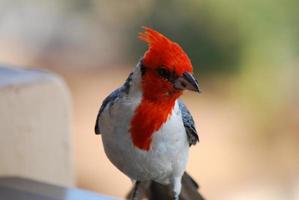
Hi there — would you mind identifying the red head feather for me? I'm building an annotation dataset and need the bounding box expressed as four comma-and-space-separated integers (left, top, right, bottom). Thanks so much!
139, 27, 193, 75
130, 27, 194, 151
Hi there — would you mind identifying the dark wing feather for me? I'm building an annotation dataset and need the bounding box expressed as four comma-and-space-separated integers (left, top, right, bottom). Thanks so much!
178, 100, 199, 146
94, 88, 122, 134
95, 72, 133, 135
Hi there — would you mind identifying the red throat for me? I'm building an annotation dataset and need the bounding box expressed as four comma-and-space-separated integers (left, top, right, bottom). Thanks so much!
130, 94, 180, 151
130, 65, 182, 151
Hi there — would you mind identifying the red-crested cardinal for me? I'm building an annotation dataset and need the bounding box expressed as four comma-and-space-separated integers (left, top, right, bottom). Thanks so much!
95, 27, 201, 200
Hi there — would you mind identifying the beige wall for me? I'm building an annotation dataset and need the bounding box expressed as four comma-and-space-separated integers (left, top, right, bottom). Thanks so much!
0, 67, 74, 187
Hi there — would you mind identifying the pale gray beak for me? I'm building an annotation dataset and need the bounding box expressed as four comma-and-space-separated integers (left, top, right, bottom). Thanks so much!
174, 72, 201, 93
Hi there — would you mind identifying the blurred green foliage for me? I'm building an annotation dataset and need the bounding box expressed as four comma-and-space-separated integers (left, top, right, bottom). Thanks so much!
128, 0, 242, 75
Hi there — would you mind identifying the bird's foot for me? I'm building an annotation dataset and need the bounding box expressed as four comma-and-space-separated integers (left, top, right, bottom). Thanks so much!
130, 181, 140, 200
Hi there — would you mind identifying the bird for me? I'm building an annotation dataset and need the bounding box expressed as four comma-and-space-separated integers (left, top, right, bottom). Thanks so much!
95, 27, 203, 200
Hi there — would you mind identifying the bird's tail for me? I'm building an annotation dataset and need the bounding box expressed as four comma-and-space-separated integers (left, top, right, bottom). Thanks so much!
126, 172, 205, 200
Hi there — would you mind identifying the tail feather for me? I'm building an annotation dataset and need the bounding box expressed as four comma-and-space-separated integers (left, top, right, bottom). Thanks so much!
179, 172, 205, 200
126, 172, 205, 200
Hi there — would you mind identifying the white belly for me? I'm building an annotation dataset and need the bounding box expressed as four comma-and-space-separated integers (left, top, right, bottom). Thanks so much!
99, 99, 189, 184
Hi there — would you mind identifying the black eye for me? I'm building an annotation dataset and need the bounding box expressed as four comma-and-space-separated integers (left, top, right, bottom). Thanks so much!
157, 68, 171, 80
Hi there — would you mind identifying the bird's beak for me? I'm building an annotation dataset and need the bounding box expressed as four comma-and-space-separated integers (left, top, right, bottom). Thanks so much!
174, 72, 201, 93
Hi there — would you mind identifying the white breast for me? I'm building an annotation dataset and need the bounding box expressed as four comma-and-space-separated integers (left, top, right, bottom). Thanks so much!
99, 97, 189, 184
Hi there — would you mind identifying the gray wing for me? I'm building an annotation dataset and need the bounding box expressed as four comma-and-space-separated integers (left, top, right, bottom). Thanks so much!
94, 88, 122, 134
95, 73, 133, 135
178, 100, 199, 146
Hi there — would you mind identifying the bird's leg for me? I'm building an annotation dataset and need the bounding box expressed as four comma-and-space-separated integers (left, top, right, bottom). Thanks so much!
172, 194, 179, 200
130, 181, 140, 200
171, 177, 182, 200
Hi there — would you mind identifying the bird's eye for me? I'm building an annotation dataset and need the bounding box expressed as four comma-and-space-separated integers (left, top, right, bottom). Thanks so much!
157, 68, 171, 80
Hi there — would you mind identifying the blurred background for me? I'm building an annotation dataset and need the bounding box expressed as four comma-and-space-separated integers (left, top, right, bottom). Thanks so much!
0, 0, 299, 199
